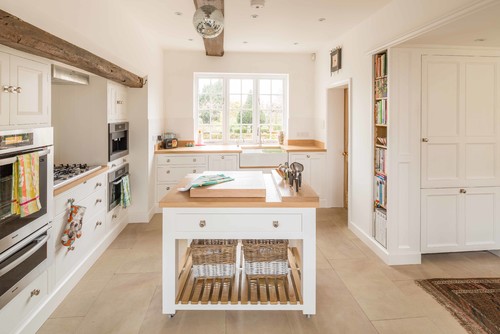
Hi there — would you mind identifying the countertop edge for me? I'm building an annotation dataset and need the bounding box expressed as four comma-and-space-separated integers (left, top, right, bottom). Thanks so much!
53, 166, 109, 197
155, 146, 326, 154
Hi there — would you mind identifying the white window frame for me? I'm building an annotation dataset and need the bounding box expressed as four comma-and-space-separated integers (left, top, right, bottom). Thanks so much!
194, 73, 288, 144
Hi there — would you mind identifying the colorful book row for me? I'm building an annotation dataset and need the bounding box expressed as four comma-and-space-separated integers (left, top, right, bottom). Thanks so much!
375, 147, 387, 174
374, 174, 387, 208
375, 99, 387, 124
375, 53, 387, 78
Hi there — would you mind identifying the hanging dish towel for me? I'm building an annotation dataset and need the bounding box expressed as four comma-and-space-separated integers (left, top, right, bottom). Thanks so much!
11, 152, 41, 217
120, 175, 131, 208
61, 204, 86, 248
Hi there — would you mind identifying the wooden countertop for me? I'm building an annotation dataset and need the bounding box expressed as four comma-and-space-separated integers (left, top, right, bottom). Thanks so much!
53, 166, 109, 196
159, 172, 319, 208
155, 142, 326, 154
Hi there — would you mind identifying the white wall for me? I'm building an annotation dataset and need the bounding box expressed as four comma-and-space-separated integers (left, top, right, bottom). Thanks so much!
163, 51, 315, 141
314, 0, 494, 239
0, 0, 165, 222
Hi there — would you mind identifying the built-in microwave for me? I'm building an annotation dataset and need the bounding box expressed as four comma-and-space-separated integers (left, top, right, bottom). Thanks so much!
108, 122, 129, 162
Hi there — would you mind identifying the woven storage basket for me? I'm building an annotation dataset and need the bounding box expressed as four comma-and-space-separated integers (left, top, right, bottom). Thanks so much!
242, 239, 289, 277
190, 239, 237, 278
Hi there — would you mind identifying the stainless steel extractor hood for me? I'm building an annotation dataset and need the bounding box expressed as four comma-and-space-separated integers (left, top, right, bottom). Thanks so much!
51, 65, 89, 85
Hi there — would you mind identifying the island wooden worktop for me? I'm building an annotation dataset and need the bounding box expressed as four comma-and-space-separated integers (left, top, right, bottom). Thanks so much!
159, 171, 319, 208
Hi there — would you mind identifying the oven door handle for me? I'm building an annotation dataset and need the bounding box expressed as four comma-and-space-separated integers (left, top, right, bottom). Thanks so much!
0, 234, 49, 278
0, 148, 50, 167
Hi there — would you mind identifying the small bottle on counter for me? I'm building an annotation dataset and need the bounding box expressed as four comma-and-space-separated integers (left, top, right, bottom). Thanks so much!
196, 130, 204, 146
278, 131, 284, 145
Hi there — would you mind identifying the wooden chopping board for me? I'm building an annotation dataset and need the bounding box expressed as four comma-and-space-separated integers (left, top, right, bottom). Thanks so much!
189, 171, 266, 198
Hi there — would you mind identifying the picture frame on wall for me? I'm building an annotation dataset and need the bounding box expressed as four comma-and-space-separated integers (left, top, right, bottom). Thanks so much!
330, 48, 342, 74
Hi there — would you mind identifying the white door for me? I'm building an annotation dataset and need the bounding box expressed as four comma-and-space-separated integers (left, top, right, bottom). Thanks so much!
421, 187, 500, 253
421, 56, 500, 188
9, 56, 49, 125
0, 52, 9, 126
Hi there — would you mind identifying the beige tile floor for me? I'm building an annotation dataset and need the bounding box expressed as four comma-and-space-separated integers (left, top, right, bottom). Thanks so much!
38, 208, 500, 334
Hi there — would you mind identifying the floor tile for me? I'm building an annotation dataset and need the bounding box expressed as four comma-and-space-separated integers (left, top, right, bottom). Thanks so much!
37, 317, 83, 334
373, 317, 443, 334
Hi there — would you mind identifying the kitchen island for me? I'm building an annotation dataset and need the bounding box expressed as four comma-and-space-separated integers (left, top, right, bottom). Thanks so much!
159, 171, 319, 317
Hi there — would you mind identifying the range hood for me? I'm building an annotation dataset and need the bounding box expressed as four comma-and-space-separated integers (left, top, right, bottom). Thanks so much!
51, 65, 89, 85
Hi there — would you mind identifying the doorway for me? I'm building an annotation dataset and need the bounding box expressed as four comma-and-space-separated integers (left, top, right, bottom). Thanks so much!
326, 80, 351, 210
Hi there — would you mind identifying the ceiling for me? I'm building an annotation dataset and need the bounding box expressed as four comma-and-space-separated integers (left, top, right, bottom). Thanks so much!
402, 2, 500, 47
122, 0, 391, 53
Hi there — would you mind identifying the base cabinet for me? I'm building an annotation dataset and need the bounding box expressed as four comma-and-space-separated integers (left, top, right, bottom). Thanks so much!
421, 187, 500, 253
289, 152, 326, 206
208, 153, 239, 171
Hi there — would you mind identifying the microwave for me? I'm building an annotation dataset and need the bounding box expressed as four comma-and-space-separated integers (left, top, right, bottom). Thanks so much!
108, 122, 129, 162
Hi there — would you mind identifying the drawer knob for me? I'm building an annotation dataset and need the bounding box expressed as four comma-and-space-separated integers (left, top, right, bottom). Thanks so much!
167, 159, 170, 163
68, 198, 75, 205
460, 189, 467, 194
30, 289, 40, 297
307, 155, 310, 158
273, 220, 279, 228
193, 158, 197, 162
221, 156, 225, 160
112, 214, 118, 219
67, 246, 75, 252
96, 182, 102, 187
96, 221, 103, 227
166, 186, 170, 190
193, 169, 196, 173
199, 220, 206, 228
166, 170, 170, 174
95, 199, 102, 204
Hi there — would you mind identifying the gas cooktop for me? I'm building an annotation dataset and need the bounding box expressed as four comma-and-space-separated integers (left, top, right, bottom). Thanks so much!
53, 164, 101, 189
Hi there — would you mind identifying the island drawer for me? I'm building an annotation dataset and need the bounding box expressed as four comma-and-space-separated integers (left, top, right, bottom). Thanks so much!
157, 166, 208, 182
174, 213, 302, 233
157, 155, 207, 166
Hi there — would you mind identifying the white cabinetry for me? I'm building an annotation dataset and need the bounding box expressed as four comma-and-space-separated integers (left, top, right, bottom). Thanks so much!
156, 154, 208, 203
0, 271, 48, 334
53, 173, 107, 284
421, 187, 500, 253
0, 50, 50, 127
107, 81, 128, 122
208, 153, 239, 171
289, 152, 326, 207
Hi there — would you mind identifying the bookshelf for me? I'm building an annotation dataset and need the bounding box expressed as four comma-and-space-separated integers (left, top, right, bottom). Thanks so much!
373, 50, 388, 248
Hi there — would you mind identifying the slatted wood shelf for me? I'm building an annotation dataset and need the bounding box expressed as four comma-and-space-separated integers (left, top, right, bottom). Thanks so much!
175, 246, 303, 306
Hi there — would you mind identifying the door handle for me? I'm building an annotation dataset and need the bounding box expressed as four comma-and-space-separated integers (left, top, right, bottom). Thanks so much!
460, 189, 467, 194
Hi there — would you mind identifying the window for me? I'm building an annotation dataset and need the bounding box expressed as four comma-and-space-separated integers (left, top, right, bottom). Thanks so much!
195, 74, 287, 144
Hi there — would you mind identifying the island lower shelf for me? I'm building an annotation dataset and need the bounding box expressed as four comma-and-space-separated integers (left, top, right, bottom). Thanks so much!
176, 246, 303, 306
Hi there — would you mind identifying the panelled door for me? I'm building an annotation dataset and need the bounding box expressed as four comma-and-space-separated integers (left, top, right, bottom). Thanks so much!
421, 55, 500, 188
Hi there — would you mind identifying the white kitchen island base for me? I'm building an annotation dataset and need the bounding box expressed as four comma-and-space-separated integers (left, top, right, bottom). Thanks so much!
160, 172, 318, 316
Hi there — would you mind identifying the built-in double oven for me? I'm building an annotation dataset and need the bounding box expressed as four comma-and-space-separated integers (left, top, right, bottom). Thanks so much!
0, 128, 53, 309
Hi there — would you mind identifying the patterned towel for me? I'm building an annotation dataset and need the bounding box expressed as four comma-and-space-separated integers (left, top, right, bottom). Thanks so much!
11, 152, 41, 217
120, 175, 131, 208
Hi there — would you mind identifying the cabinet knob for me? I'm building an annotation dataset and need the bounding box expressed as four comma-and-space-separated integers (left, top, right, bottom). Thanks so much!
193, 169, 196, 173
273, 220, 279, 228
460, 189, 467, 194
422, 138, 429, 143
167, 159, 170, 163
116, 100, 124, 105
111, 164, 116, 167
96, 182, 102, 187
166, 186, 170, 191
199, 220, 206, 228
96, 221, 103, 227
112, 214, 118, 219
95, 199, 102, 204
2, 85, 12, 93
307, 155, 310, 158
166, 170, 170, 174
221, 156, 225, 160
193, 158, 197, 162
68, 198, 75, 205
30, 289, 40, 297
13, 86, 21, 94
67, 246, 75, 252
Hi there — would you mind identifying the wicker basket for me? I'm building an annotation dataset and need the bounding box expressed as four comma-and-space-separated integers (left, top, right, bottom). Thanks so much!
242, 239, 289, 277
190, 239, 237, 278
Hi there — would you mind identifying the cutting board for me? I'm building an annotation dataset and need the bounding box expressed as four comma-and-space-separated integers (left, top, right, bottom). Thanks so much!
189, 171, 266, 198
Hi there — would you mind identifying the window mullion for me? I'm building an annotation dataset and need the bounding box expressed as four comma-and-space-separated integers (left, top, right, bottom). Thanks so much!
254, 78, 258, 144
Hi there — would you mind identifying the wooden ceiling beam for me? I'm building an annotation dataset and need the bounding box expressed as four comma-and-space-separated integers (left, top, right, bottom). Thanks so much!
0, 9, 143, 88
194, 0, 225, 57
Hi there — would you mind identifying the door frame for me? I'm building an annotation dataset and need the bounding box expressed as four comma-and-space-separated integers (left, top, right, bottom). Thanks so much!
326, 78, 352, 220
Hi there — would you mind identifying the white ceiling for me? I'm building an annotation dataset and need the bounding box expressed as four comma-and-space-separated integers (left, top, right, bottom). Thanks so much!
403, 2, 500, 47
122, 0, 391, 53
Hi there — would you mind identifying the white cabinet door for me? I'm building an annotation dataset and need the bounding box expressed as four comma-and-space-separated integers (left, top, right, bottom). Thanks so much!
107, 82, 117, 122
0, 51, 9, 125
289, 152, 326, 206
108, 82, 127, 122
9, 56, 50, 125
421, 56, 500, 188
421, 187, 500, 253
209, 154, 239, 171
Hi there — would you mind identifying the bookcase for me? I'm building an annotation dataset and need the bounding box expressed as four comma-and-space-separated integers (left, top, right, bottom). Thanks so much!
373, 50, 388, 248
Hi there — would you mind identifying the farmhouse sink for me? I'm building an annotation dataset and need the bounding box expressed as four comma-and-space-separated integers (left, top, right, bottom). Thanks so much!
239, 146, 288, 168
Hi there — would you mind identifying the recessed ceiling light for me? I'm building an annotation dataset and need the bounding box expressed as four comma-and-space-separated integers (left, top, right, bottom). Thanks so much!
293, 42, 299, 45
174, 12, 183, 16
474, 38, 486, 42
243, 41, 248, 44
318, 18, 326, 22
251, 14, 259, 19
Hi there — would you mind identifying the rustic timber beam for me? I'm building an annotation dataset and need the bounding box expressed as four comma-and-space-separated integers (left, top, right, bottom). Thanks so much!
0, 9, 143, 88
194, 0, 224, 57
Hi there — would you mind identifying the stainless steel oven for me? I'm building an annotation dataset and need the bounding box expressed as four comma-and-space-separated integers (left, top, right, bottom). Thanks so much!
108, 163, 129, 211
0, 127, 53, 309
108, 122, 129, 162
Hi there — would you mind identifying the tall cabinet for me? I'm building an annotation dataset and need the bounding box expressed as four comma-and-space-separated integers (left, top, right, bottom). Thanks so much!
373, 51, 388, 248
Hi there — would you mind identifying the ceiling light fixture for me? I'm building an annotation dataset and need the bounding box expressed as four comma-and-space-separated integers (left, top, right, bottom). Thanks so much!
193, 5, 224, 39
251, 0, 265, 9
